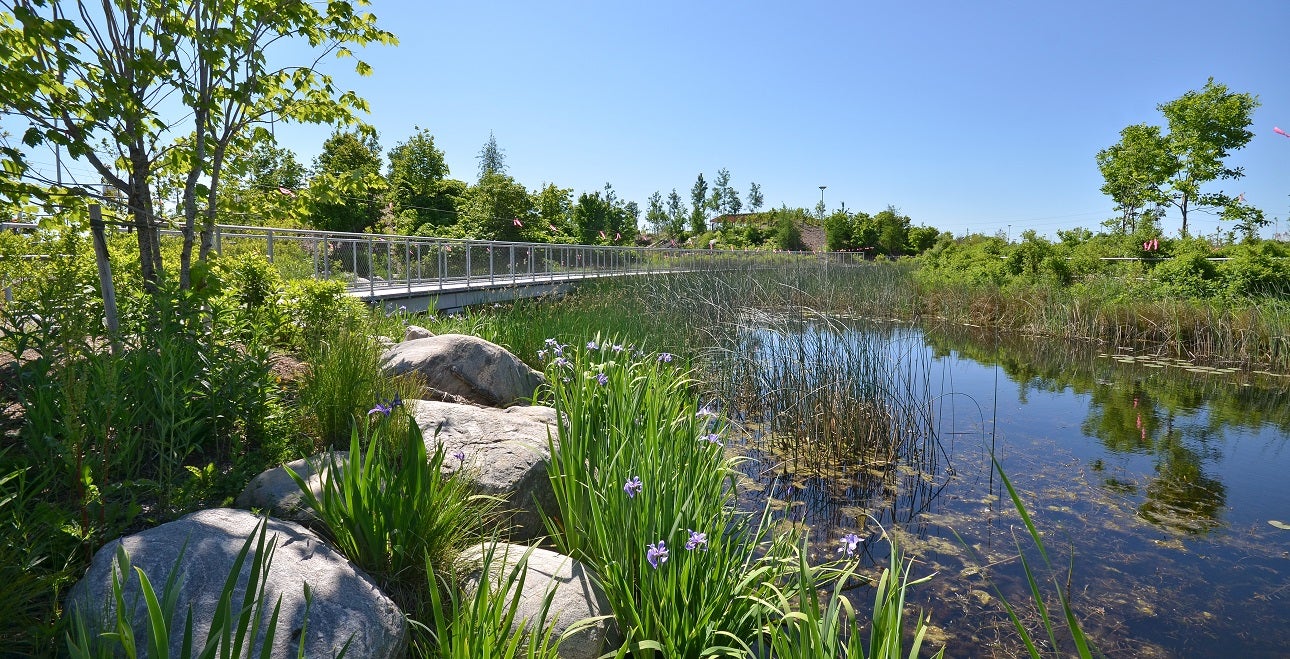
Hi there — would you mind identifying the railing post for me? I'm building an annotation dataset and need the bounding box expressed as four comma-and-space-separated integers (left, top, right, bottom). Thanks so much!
266, 229, 274, 263
466, 243, 472, 286
406, 237, 412, 294
510, 244, 516, 285
488, 244, 495, 285
438, 242, 445, 292
367, 236, 374, 298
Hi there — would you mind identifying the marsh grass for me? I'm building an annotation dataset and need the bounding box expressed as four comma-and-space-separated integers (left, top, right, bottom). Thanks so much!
419, 542, 564, 659
539, 335, 798, 656
759, 528, 943, 659
288, 416, 497, 626
64, 517, 328, 659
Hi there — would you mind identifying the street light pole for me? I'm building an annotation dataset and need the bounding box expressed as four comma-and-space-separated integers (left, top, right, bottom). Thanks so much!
818, 186, 827, 219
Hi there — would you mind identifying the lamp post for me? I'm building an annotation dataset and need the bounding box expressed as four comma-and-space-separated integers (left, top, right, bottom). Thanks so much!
818, 186, 827, 219
1007, 224, 1012, 242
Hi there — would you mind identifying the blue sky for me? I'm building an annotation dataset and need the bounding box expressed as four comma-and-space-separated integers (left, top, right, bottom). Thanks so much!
44, 0, 1290, 239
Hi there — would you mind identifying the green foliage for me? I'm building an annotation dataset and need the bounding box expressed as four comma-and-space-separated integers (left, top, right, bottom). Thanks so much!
689, 173, 708, 234
458, 173, 535, 241
476, 131, 508, 181
420, 543, 564, 659
307, 130, 388, 234
388, 127, 453, 232
759, 530, 942, 659
64, 518, 325, 659
289, 418, 496, 620
0, 0, 395, 286
540, 336, 793, 656
1096, 78, 1259, 237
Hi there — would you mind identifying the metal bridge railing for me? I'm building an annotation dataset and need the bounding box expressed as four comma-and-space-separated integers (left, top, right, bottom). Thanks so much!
203, 224, 861, 297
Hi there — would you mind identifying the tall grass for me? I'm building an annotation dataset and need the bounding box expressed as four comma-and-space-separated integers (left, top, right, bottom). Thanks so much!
64, 518, 326, 659
289, 416, 497, 633
539, 335, 796, 656
759, 528, 943, 659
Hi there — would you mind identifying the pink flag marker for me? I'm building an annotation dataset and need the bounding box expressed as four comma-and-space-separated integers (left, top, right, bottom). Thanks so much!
1275, 126, 1289, 138
513, 218, 523, 227
277, 186, 295, 197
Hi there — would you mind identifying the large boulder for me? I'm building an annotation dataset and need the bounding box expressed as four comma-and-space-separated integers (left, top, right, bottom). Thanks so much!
461, 542, 618, 659
234, 452, 349, 523
66, 508, 406, 658
403, 324, 433, 341
410, 399, 557, 541
380, 334, 543, 408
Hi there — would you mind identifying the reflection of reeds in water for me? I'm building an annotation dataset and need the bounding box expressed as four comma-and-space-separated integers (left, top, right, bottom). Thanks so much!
707, 311, 948, 532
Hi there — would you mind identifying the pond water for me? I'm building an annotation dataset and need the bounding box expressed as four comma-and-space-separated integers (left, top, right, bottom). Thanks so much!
724, 318, 1290, 658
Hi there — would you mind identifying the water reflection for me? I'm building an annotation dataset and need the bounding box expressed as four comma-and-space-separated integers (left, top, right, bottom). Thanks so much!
717, 317, 1290, 656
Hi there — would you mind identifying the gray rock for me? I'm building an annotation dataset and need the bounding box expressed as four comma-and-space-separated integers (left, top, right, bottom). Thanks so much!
380, 334, 543, 408
234, 452, 349, 523
403, 324, 433, 341
460, 542, 618, 659
66, 508, 406, 659
410, 400, 557, 541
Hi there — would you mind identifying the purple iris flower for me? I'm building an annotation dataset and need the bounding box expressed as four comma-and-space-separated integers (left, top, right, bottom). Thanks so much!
451, 449, 465, 465
595, 373, 609, 386
646, 540, 669, 569
839, 533, 863, 558
368, 402, 392, 417
685, 530, 708, 551
553, 357, 570, 369
658, 352, 673, 363
623, 476, 643, 498
587, 341, 600, 350
699, 433, 723, 447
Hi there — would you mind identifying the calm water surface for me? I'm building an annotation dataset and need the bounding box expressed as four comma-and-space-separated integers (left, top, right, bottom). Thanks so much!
728, 320, 1290, 658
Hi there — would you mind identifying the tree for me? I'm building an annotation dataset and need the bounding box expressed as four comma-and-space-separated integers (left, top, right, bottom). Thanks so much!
0, 0, 394, 288
1096, 124, 1171, 234
747, 182, 764, 213
873, 205, 911, 256
1157, 79, 1259, 237
477, 130, 507, 180
666, 188, 686, 237
387, 127, 452, 231
306, 130, 386, 234
535, 182, 573, 238
459, 172, 532, 241
707, 168, 731, 216
689, 173, 707, 233
217, 140, 307, 227
1097, 79, 1259, 238
645, 191, 667, 235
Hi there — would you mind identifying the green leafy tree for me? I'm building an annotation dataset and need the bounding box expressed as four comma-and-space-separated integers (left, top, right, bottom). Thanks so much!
645, 191, 667, 235
906, 225, 941, 254
387, 127, 451, 231
747, 181, 764, 213
476, 130, 507, 181
306, 130, 386, 233
666, 188, 687, 237
573, 190, 610, 244
689, 173, 708, 233
1096, 124, 1171, 234
1098, 79, 1259, 238
874, 205, 911, 256
0, 0, 394, 288
217, 140, 307, 227
707, 167, 740, 216
535, 182, 573, 239
1157, 79, 1259, 237
823, 210, 853, 251
459, 172, 533, 241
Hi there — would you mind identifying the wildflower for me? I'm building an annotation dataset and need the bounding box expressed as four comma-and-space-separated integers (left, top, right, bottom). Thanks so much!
451, 449, 465, 464
368, 402, 392, 417
696, 404, 718, 419
595, 372, 609, 386
839, 533, 862, 558
646, 540, 669, 569
398, 305, 407, 312
612, 344, 624, 353
390, 394, 403, 409
685, 530, 708, 551
537, 349, 548, 360
699, 433, 723, 447
587, 340, 600, 350
545, 338, 559, 347
554, 357, 570, 369
658, 352, 673, 363
623, 475, 643, 498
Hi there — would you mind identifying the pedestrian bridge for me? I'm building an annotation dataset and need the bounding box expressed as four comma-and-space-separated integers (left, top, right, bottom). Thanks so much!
208, 224, 847, 313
